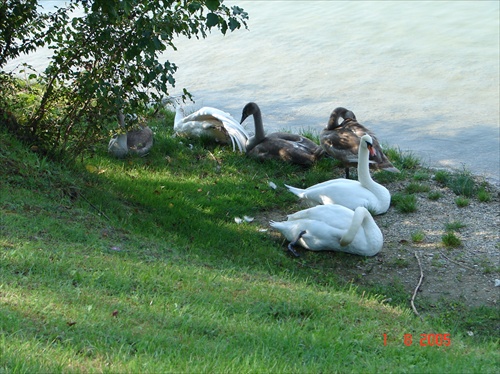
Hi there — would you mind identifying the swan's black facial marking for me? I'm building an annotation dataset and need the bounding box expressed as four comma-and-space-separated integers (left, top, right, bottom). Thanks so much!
365, 140, 376, 157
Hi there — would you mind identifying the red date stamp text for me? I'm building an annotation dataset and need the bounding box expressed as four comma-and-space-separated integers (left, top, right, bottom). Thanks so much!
383, 333, 451, 346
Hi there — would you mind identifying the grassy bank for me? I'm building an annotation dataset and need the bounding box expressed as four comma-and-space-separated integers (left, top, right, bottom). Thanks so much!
0, 110, 498, 372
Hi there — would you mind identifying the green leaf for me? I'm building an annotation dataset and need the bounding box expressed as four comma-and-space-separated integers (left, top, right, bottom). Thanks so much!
188, 2, 202, 13
206, 0, 220, 12
206, 13, 219, 28
229, 18, 240, 32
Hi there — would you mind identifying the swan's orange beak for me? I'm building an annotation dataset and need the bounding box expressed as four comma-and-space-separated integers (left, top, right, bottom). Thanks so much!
367, 143, 376, 157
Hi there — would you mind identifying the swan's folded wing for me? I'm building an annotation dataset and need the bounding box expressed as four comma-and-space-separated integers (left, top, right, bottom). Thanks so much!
198, 107, 250, 152
180, 108, 221, 124
286, 204, 353, 226
183, 107, 235, 125
222, 120, 250, 152
179, 107, 249, 152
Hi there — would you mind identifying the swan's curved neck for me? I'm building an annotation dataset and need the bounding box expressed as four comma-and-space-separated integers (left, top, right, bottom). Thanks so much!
326, 107, 355, 130
251, 104, 265, 141
244, 103, 265, 151
357, 142, 375, 187
340, 208, 370, 246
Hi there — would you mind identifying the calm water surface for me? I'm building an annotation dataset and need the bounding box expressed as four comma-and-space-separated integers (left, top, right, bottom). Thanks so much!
8, 1, 500, 185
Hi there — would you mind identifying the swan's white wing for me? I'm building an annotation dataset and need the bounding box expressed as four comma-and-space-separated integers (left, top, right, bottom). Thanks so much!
176, 106, 249, 152
286, 179, 382, 211
196, 107, 250, 152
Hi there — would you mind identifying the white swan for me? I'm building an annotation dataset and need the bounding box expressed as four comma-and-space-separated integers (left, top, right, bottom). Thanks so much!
270, 205, 383, 256
321, 107, 399, 179
174, 104, 249, 152
108, 112, 154, 158
285, 134, 391, 215
240, 102, 324, 166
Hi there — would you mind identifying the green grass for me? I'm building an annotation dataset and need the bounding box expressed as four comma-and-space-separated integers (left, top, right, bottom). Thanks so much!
0, 114, 498, 372
428, 191, 443, 201
405, 182, 430, 194
412, 170, 430, 181
372, 146, 421, 184
411, 231, 425, 243
391, 193, 417, 213
434, 170, 450, 185
435, 169, 477, 197
441, 232, 462, 248
442, 221, 465, 248
384, 147, 420, 171
477, 186, 492, 202
449, 171, 476, 197
455, 196, 470, 207
444, 221, 467, 232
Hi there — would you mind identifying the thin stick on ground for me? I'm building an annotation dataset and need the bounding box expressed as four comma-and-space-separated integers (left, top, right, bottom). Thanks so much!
411, 251, 424, 321
80, 193, 111, 221
439, 251, 476, 271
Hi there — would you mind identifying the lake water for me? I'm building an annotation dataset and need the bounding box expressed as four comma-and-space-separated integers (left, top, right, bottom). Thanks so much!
6, 1, 500, 186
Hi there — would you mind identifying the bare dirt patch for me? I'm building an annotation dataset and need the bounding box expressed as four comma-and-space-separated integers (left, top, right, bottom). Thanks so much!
256, 174, 500, 311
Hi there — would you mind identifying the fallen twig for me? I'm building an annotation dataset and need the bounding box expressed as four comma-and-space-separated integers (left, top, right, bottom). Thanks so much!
411, 251, 424, 321
80, 193, 111, 221
439, 251, 476, 271
207, 150, 221, 164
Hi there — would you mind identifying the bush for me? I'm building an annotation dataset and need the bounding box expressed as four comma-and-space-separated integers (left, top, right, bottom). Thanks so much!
0, 0, 248, 160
